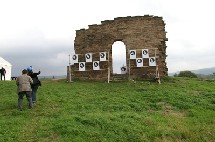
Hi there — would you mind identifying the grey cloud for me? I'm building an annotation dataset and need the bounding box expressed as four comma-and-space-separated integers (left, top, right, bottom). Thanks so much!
1, 40, 73, 76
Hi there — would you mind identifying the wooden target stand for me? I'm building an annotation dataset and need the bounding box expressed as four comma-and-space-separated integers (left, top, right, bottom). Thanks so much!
155, 65, 161, 84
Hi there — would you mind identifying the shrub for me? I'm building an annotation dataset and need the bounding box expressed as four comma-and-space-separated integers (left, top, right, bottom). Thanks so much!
178, 70, 197, 78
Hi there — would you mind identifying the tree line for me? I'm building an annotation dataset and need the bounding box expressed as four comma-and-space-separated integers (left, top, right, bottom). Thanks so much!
174, 70, 215, 79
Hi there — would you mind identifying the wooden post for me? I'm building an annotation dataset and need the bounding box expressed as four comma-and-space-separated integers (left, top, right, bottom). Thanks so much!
155, 49, 157, 77
155, 49, 161, 84
156, 65, 161, 84
128, 49, 131, 80
68, 54, 72, 82
108, 51, 110, 83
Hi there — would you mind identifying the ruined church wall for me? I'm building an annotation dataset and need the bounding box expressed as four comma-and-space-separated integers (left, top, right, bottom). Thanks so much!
71, 15, 168, 80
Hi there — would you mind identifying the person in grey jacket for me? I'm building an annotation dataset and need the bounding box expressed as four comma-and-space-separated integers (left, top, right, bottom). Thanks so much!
16, 69, 33, 110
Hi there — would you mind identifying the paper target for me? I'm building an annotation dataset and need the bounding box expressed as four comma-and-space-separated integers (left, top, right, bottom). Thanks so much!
85, 53, 92, 62
72, 54, 78, 63
136, 58, 143, 67
79, 62, 85, 71
142, 49, 149, 58
149, 57, 156, 66
130, 50, 136, 59
100, 52, 106, 61
121, 66, 127, 74
93, 61, 100, 70
121, 67, 126, 71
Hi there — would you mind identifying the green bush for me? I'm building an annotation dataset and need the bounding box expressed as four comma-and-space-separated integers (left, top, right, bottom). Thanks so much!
178, 70, 197, 78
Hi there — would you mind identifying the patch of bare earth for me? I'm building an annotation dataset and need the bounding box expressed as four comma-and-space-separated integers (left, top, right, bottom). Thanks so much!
157, 102, 186, 117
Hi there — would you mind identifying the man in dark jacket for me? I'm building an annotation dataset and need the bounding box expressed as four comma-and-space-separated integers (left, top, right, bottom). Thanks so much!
0, 67, 6, 80
28, 70, 41, 104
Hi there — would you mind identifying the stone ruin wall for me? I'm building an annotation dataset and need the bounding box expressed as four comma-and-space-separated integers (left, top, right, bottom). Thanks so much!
70, 15, 168, 80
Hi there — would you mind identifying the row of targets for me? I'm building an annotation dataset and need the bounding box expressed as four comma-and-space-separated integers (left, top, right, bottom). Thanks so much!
130, 49, 157, 67
72, 52, 107, 71
72, 49, 157, 71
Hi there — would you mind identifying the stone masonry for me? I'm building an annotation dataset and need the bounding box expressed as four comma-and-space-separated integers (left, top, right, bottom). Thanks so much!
69, 15, 168, 80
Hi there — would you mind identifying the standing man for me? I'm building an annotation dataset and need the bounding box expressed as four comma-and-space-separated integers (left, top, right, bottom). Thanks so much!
16, 69, 33, 110
28, 70, 41, 104
0, 67, 6, 80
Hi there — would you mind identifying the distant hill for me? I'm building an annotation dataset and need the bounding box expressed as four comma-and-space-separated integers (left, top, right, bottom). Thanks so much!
191, 67, 215, 75
169, 67, 215, 76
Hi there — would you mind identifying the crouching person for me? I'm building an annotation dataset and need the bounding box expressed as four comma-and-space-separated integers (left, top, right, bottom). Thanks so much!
16, 69, 33, 110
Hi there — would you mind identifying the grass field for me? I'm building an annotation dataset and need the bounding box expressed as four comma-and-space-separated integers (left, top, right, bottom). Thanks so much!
0, 77, 215, 142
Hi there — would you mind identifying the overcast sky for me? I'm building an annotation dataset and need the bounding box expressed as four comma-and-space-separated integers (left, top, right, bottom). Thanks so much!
1, 0, 215, 76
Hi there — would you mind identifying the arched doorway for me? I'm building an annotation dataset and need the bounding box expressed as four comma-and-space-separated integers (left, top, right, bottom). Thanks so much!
112, 41, 127, 74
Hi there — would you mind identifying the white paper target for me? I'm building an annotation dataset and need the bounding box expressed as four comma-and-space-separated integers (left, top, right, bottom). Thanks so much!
130, 50, 136, 59
85, 53, 92, 62
79, 62, 85, 71
149, 57, 156, 66
72, 54, 78, 63
100, 52, 107, 61
121, 66, 127, 74
142, 49, 149, 58
136, 58, 143, 67
93, 61, 100, 70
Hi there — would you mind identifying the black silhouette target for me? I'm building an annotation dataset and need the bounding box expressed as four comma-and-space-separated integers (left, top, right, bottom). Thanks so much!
130, 50, 135, 55
79, 63, 85, 68
94, 62, 99, 67
142, 50, 148, 55
86, 54, 91, 59
150, 58, 155, 63
137, 59, 142, 63
100, 53, 105, 58
73, 55, 77, 60
121, 67, 126, 71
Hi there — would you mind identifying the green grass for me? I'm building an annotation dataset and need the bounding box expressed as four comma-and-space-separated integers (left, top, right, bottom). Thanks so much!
0, 77, 215, 142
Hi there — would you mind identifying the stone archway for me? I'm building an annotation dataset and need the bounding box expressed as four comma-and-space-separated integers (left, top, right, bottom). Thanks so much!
112, 41, 127, 74
70, 15, 168, 80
